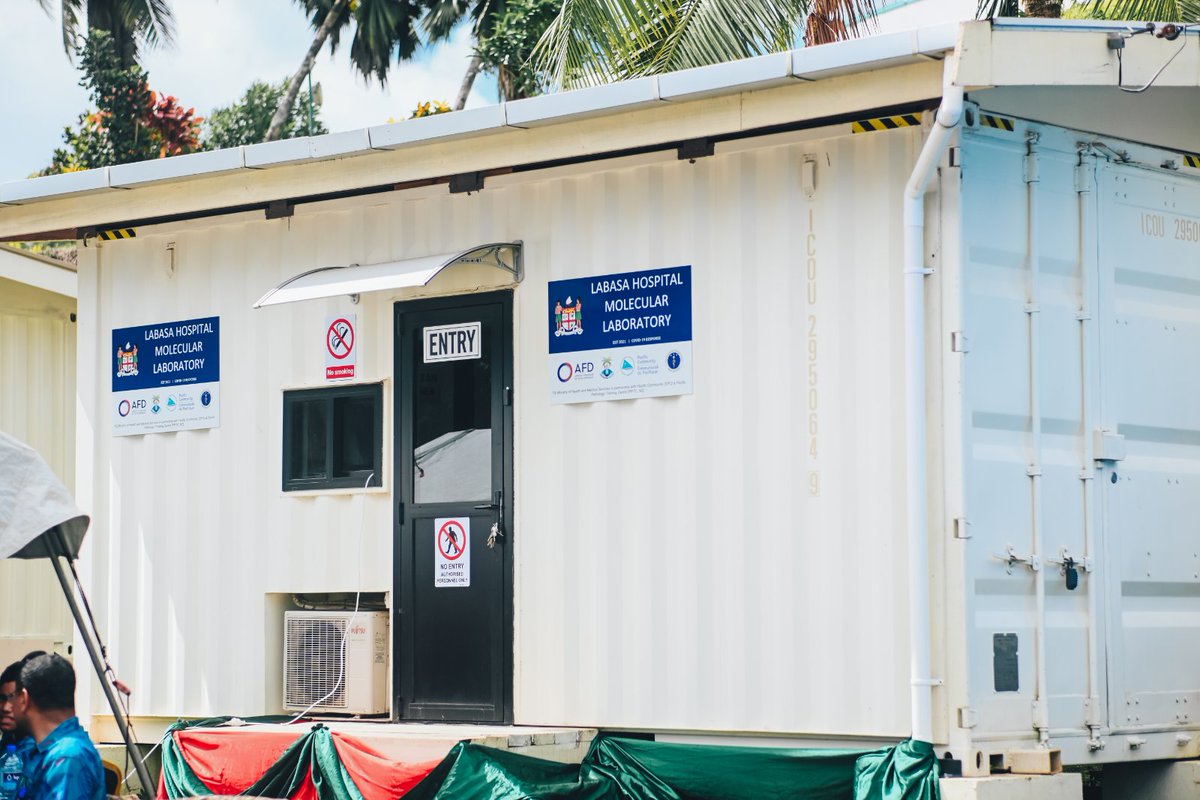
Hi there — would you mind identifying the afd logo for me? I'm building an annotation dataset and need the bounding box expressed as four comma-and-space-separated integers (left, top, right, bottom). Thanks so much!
556, 361, 594, 382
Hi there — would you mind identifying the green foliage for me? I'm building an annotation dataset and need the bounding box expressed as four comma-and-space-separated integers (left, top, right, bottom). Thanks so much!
78, 29, 155, 164
39, 0, 176, 67
476, 0, 561, 99
10, 241, 78, 266
204, 80, 327, 149
531, 0, 813, 89
43, 30, 201, 174
1075, 0, 1200, 18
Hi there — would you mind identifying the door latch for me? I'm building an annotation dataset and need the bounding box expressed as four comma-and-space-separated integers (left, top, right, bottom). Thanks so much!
475, 490, 505, 549
1046, 547, 1092, 591
993, 544, 1039, 574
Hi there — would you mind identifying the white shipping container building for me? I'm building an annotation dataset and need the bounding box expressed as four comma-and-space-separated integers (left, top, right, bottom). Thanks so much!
4, 18, 1200, 798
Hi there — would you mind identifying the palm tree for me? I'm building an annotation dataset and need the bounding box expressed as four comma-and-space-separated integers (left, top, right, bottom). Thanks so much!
531, 0, 874, 90
422, 0, 514, 109
37, 0, 175, 67
267, 0, 428, 141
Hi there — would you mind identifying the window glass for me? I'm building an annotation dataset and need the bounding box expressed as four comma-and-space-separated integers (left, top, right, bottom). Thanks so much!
289, 399, 328, 480
334, 395, 376, 478
413, 331, 492, 504
283, 385, 381, 491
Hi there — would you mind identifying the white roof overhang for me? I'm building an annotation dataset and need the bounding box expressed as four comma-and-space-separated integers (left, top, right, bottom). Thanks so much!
0, 244, 77, 298
253, 242, 522, 308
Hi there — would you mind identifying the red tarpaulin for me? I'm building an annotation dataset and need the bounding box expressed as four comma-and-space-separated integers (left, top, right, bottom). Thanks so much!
158, 725, 441, 799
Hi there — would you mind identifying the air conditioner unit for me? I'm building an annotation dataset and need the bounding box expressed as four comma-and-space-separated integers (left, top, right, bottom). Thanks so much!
283, 610, 388, 715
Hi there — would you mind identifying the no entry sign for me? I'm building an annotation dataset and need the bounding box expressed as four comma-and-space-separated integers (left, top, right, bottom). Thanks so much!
325, 315, 356, 380
435, 517, 470, 588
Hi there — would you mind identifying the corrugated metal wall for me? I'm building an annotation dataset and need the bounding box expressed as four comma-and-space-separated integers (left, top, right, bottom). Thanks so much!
82, 127, 923, 736
0, 276, 76, 654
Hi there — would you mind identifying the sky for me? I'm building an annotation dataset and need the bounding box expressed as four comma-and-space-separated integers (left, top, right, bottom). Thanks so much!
0, 1, 499, 182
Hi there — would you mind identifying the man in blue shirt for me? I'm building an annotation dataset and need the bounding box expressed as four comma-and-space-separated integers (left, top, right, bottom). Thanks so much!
1, 655, 41, 761
12, 654, 103, 800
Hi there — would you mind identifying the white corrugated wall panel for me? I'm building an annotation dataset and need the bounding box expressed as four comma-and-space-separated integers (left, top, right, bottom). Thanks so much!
81, 128, 923, 735
512, 130, 920, 735
0, 278, 76, 649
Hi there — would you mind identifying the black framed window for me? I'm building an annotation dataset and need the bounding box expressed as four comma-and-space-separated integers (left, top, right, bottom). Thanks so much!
283, 383, 383, 491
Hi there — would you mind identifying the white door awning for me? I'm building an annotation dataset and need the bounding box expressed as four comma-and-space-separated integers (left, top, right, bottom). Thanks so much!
253, 242, 522, 308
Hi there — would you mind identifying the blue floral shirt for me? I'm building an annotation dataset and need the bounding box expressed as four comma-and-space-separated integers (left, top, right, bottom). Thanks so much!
21, 718, 103, 800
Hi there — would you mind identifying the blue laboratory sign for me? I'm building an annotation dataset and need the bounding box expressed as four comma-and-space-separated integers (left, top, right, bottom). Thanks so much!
548, 265, 692, 404
111, 316, 220, 436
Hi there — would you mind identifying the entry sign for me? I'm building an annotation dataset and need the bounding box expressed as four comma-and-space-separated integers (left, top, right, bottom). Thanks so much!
424, 322, 481, 363
325, 315, 356, 380
435, 517, 471, 587
548, 265, 693, 404
111, 316, 220, 436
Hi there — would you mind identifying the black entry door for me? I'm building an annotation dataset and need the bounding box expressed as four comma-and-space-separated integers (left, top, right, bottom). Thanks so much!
394, 292, 513, 723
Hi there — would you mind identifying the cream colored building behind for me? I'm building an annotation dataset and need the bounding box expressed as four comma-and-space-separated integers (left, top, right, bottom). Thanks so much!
0, 245, 77, 666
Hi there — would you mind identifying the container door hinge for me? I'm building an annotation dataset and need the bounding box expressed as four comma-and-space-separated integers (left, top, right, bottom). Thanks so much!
951, 331, 969, 353
949, 146, 961, 168
1024, 151, 1040, 184
1084, 697, 1103, 728
504, 386, 513, 406
953, 517, 972, 539
958, 707, 978, 728
397, 502, 405, 521
1075, 162, 1094, 193
1094, 428, 1126, 462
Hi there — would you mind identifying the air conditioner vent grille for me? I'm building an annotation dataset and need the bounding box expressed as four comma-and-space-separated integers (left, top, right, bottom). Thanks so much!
284, 616, 348, 709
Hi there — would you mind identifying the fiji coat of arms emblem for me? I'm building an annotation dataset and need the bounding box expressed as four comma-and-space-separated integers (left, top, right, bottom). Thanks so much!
554, 297, 583, 336
116, 343, 139, 377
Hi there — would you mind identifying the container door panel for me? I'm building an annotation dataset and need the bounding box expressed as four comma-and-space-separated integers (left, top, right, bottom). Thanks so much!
1097, 164, 1200, 732
960, 125, 1101, 743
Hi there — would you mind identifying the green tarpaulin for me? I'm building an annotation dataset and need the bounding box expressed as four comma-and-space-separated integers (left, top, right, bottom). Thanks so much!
161, 716, 940, 800
407, 737, 940, 800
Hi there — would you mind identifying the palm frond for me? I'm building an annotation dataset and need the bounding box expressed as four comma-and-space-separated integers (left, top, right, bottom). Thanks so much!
44, 0, 84, 56
298, 0, 356, 54
423, 0, 475, 40
349, 0, 426, 83
532, 0, 836, 88
651, 0, 810, 74
136, 0, 177, 48
1090, 0, 1200, 19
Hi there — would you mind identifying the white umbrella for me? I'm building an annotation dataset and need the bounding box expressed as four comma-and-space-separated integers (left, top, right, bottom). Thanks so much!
0, 431, 153, 796
0, 431, 88, 560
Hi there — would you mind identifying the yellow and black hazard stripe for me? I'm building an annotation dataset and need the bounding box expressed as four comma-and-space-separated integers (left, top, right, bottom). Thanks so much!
851, 113, 922, 134
980, 113, 1016, 132
97, 228, 136, 241
1183, 154, 1200, 169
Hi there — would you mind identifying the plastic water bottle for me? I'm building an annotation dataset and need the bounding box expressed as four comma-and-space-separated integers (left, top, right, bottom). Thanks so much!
0, 743, 22, 800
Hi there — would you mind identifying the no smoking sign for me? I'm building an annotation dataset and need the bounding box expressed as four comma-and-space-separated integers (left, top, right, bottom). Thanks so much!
325, 315, 356, 380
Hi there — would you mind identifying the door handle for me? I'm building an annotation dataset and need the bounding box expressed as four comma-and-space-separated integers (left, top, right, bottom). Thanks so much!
475, 491, 505, 548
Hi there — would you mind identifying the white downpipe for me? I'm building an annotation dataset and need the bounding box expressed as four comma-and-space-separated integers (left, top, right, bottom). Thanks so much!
904, 56, 963, 745
1025, 135, 1052, 747
1076, 157, 1104, 748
